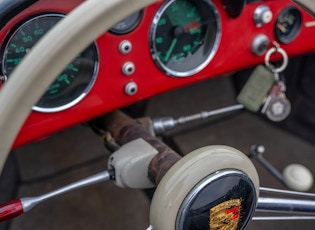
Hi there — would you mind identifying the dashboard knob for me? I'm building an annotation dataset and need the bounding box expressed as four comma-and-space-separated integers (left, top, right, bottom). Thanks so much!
283, 164, 313, 192
254, 5, 273, 27
252, 34, 270, 56
124, 82, 138, 96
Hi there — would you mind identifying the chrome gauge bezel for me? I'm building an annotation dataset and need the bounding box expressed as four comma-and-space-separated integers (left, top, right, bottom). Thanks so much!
150, 0, 221, 77
275, 6, 302, 44
2, 13, 99, 113
110, 10, 144, 35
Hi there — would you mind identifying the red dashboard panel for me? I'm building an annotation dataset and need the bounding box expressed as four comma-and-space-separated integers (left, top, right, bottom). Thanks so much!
0, 0, 314, 148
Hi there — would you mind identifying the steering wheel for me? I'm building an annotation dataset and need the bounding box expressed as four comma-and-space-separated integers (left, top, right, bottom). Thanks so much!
0, 0, 313, 228
0, 0, 158, 174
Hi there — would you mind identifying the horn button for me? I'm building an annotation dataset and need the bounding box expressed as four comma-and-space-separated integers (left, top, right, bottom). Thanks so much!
177, 170, 257, 230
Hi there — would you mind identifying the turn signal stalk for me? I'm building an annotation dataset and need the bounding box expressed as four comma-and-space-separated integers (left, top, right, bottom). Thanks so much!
0, 170, 111, 222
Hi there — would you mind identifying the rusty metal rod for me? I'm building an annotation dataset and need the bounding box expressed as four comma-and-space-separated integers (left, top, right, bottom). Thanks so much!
94, 110, 182, 185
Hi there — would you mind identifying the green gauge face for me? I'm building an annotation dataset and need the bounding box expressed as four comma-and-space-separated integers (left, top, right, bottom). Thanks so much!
150, 0, 220, 77
2, 14, 99, 112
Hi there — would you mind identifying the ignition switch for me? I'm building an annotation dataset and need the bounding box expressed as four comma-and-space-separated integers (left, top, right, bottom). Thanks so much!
254, 5, 273, 27
252, 34, 270, 56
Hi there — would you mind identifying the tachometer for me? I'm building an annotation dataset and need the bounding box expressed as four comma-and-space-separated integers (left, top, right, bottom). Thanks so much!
2, 14, 99, 112
150, 0, 221, 77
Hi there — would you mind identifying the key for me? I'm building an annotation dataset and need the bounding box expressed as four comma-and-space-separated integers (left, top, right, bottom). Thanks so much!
261, 79, 283, 114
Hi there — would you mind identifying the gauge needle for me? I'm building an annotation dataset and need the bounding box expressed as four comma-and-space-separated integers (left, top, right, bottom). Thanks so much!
184, 21, 200, 33
162, 38, 177, 63
277, 23, 287, 33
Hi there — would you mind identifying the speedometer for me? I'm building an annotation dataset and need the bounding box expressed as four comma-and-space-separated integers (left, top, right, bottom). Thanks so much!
150, 0, 221, 77
2, 14, 99, 112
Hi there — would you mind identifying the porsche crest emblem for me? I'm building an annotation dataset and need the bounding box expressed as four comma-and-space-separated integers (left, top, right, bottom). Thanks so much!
209, 199, 241, 230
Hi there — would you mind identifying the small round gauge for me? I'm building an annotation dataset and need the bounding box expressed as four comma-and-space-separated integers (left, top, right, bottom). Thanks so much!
150, 0, 221, 77
110, 10, 143, 34
275, 6, 302, 44
2, 14, 99, 112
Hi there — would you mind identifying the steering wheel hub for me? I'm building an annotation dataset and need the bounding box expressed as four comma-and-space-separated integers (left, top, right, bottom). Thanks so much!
150, 145, 259, 230
177, 170, 256, 230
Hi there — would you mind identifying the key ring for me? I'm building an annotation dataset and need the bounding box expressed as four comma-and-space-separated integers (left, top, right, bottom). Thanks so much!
264, 42, 288, 73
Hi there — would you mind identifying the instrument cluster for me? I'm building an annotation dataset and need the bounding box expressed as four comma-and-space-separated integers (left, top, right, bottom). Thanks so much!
0, 0, 314, 148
